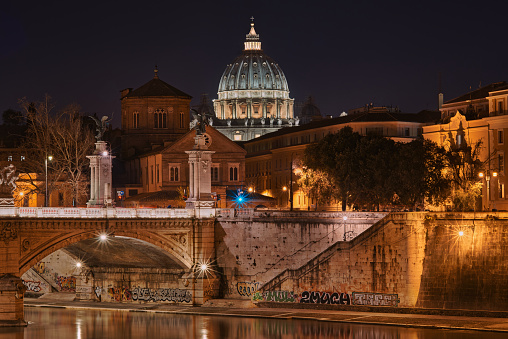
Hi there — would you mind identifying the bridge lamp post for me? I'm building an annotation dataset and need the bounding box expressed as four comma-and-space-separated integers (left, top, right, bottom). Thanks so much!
44, 155, 53, 207
282, 186, 288, 209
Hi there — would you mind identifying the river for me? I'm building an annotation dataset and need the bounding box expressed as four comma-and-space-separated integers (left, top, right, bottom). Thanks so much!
0, 308, 503, 339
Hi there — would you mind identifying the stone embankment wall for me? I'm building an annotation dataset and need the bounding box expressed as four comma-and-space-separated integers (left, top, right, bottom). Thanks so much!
90, 268, 192, 303
215, 211, 386, 299
258, 212, 508, 311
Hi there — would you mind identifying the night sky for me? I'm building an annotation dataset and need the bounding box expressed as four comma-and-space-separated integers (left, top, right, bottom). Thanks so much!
1, 1, 507, 127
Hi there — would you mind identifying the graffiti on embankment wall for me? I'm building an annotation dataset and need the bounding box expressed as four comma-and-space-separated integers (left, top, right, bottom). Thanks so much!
22, 280, 42, 292
352, 292, 400, 307
236, 282, 259, 297
253, 290, 350, 305
56, 276, 76, 292
100, 286, 192, 303
253, 290, 399, 307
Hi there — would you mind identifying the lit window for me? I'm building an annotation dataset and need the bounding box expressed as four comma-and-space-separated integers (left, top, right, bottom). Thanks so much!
21, 156, 25, 161
7, 156, 12, 161
234, 134, 242, 141
499, 154, 504, 172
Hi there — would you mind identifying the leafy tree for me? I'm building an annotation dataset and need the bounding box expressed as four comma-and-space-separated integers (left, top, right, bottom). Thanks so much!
296, 167, 335, 210
443, 139, 486, 211
351, 135, 398, 210
303, 127, 361, 210
301, 127, 453, 211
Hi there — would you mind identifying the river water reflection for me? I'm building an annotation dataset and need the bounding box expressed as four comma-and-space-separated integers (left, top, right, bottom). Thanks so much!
0, 308, 504, 339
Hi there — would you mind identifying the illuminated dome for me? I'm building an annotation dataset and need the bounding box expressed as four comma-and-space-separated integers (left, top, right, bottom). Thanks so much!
214, 21, 294, 124
218, 25, 289, 92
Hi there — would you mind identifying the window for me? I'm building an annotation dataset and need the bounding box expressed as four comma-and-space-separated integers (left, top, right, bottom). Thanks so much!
499, 130, 504, 144
169, 165, 179, 182
156, 164, 160, 183
154, 109, 167, 128
7, 156, 12, 161
211, 165, 219, 182
499, 102, 504, 114
229, 165, 239, 181
133, 111, 139, 128
234, 134, 242, 141
500, 183, 505, 199
179, 111, 185, 128
404, 128, 410, 137
20, 156, 25, 161
456, 134, 463, 147
150, 165, 154, 184
499, 154, 504, 172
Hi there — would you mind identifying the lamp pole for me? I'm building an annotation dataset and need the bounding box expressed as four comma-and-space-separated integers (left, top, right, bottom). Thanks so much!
44, 155, 53, 207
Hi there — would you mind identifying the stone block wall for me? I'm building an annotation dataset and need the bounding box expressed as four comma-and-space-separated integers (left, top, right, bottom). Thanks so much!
416, 214, 508, 311
90, 267, 192, 304
260, 212, 508, 311
276, 213, 427, 307
215, 212, 386, 299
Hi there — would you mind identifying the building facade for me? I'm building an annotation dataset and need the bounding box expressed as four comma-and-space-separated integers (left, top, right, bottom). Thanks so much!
120, 69, 192, 159
244, 110, 439, 209
212, 21, 295, 141
120, 127, 246, 208
423, 82, 508, 211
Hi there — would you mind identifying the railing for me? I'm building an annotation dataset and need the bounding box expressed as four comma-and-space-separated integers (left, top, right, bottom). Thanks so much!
0, 207, 197, 219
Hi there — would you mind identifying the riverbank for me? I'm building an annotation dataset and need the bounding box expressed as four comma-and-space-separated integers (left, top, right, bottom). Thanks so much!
23, 298, 508, 333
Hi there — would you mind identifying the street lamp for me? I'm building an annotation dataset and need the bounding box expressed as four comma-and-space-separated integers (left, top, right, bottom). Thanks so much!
478, 170, 498, 211
45, 155, 53, 207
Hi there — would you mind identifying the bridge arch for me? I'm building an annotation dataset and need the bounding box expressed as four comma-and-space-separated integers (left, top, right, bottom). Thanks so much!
5, 217, 213, 276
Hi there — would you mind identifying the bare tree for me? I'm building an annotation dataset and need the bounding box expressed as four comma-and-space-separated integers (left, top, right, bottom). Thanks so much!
19, 95, 95, 206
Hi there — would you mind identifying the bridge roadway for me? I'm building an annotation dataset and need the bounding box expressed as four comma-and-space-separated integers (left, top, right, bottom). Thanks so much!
0, 206, 217, 326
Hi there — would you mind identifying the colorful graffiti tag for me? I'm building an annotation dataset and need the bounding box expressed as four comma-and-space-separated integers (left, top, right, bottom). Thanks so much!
352, 292, 399, 307
107, 287, 132, 301
56, 276, 76, 292
22, 280, 42, 292
132, 287, 192, 303
254, 289, 400, 307
253, 290, 297, 303
236, 282, 259, 297
300, 291, 351, 305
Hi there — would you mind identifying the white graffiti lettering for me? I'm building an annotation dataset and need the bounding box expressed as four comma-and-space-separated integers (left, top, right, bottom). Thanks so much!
131, 287, 192, 303
352, 292, 399, 307
22, 280, 41, 292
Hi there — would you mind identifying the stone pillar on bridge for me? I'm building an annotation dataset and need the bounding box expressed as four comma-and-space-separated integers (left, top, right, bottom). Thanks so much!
87, 141, 115, 207
0, 274, 27, 326
185, 135, 216, 217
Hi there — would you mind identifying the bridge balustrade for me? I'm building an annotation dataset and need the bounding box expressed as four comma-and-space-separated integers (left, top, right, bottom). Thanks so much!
2, 207, 197, 218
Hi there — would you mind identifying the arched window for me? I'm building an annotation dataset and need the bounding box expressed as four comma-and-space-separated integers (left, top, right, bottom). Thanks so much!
154, 109, 166, 128
133, 111, 139, 128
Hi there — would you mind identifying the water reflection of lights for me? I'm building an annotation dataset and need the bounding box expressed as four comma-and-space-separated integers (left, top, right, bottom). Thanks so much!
76, 318, 82, 339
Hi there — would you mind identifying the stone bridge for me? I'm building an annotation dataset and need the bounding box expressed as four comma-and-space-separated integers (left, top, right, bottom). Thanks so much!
0, 207, 216, 326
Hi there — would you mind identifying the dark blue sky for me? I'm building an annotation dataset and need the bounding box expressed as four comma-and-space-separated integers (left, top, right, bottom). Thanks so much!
1, 1, 507, 127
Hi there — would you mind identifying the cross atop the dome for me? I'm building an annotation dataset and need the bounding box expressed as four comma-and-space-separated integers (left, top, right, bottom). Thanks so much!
250, 16, 254, 22
154, 65, 159, 79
